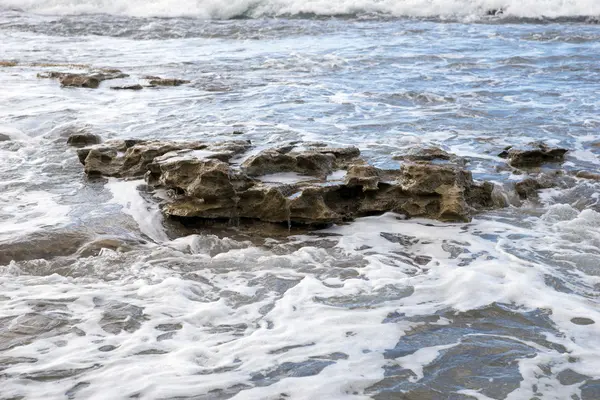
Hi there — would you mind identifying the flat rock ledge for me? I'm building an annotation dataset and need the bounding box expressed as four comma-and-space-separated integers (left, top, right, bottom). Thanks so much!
76, 140, 497, 227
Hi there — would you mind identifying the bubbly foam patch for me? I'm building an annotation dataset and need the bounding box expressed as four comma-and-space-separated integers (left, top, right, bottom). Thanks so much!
1, 0, 599, 19
2, 210, 600, 399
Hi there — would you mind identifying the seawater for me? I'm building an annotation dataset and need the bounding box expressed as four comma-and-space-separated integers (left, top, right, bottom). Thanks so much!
1, 2, 600, 399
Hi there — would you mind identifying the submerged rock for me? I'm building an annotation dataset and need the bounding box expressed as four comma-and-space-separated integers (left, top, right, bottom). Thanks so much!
148, 78, 190, 87
60, 74, 100, 88
0, 231, 89, 264
76, 141, 500, 227
111, 84, 143, 91
576, 170, 600, 181
514, 172, 567, 200
39, 69, 129, 89
499, 142, 568, 168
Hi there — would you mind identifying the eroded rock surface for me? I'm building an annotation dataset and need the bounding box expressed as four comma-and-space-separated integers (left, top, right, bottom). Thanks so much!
38, 69, 129, 88
76, 140, 500, 227
499, 142, 568, 168
393, 146, 453, 163
78, 139, 251, 178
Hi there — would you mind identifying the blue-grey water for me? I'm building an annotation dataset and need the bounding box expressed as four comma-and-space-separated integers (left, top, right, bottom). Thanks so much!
1, 6, 600, 400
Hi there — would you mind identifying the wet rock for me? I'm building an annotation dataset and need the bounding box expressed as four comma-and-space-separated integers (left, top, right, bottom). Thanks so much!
148, 78, 190, 86
345, 165, 380, 191
67, 133, 101, 147
576, 171, 600, 181
557, 369, 589, 385
78, 140, 246, 178
76, 238, 140, 257
0, 60, 17, 67
60, 74, 101, 88
499, 142, 568, 168
314, 146, 361, 160
514, 173, 559, 200
571, 317, 595, 325
0, 231, 89, 264
393, 146, 452, 162
111, 84, 143, 91
76, 141, 498, 228
515, 178, 544, 200
39, 69, 129, 88
0, 133, 11, 142
241, 148, 337, 178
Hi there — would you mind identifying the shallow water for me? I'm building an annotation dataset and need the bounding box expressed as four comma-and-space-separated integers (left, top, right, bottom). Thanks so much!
1, 3, 600, 400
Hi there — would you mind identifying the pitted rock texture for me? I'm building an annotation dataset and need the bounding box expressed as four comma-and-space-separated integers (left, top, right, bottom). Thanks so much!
78, 139, 251, 178
77, 140, 498, 226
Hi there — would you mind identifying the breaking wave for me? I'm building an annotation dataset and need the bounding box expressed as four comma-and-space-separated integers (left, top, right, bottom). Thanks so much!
0, 0, 599, 20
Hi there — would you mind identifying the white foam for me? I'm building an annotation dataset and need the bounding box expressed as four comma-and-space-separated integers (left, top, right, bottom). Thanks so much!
256, 172, 316, 184
0, 189, 70, 242
327, 169, 347, 181
106, 179, 169, 243
2, 208, 600, 398
1, 0, 598, 19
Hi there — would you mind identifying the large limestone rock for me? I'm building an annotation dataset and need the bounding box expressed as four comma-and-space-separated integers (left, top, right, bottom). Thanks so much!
76, 140, 498, 226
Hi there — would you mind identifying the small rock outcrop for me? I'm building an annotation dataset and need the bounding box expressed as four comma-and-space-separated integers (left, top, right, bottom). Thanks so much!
67, 133, 102, 147
393, 146, 453, 162
59, 74, 101, 88
38, 69, 129, 88
147, 78, 190, 87
499, 142, 568, 168
111, 84, 143, 91
76, 140, 499, 227
575, 171, 600, 181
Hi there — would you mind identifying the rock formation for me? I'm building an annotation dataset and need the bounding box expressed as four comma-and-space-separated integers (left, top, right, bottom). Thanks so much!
111, 84, 144, 91
499, 142, 568, 168
67, 133, 102, 147
147, 78, 191, 87
38, 69, 129, 88
75, 138, 498, 227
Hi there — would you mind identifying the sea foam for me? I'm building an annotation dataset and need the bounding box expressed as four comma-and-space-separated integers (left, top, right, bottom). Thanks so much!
0, 0, 598, 19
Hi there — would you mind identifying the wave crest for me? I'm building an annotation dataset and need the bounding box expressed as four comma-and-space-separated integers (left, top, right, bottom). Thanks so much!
1, 0, 599, 20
